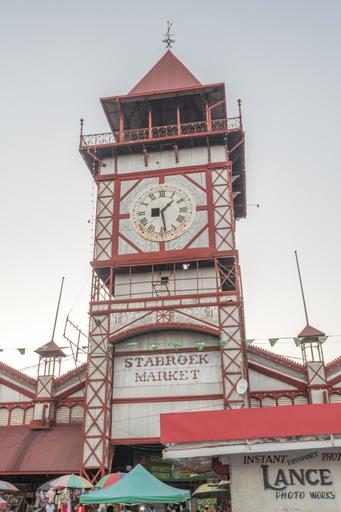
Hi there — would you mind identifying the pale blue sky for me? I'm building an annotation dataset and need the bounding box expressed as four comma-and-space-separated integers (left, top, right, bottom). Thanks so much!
1, 0, 341, 373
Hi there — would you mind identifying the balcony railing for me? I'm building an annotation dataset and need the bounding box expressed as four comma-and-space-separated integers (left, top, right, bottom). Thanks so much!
80, 117, 241, 148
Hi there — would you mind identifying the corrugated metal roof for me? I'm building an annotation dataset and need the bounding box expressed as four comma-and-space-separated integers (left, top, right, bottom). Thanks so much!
128, 50, 201, 96
0, 425, 82, 475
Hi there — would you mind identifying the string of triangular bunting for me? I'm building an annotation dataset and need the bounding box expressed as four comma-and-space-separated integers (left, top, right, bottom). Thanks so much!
243, 336, 328, 347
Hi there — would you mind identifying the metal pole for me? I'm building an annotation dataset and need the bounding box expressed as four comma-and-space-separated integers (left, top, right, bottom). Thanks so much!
294, 251, 309, 326
51, 277, 65, 341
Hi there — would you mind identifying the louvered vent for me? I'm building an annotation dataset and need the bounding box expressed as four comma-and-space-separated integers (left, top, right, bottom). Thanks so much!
56, 406, 70, 423
10, 407, 24, 425
261, 396, 276, 407
70, 405, 84, 422
277, 396, 292, 406
294, 395, 309, 405
250, 397, 261, 408
24, 407, 34, 424
330, 393, 341, 403
0, 408, 9, 426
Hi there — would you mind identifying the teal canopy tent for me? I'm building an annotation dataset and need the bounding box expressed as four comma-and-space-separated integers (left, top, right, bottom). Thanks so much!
80, 464, 190, 505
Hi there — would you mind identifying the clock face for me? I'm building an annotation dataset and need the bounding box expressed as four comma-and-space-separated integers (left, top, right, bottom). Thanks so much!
131, 184, 196, 241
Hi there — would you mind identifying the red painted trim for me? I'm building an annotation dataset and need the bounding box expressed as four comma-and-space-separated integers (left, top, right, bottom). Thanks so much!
100, 82, 225, 102
112, 178, 121, 256
327, 374, 341, 388
115, 346, 219, 357
112, 394, 222, 405
96, 162, 227, 183
0, 362, 36, 385
0, 401, 34, 408
109, 323, 219, 343
206, 169, 216, 250
110, 437, 160, 445
251, 390, 307, 399
91, 290, 238, 308
0, 376, 35, 399
0, 469, 80, 476
248, 345, 305, 372
160, 403, 341, 443
248, 362, 306, 389
184, 223, 209, 250
55, 363, 87, 385
92, 248, 238, 267
326, 356, 341, 372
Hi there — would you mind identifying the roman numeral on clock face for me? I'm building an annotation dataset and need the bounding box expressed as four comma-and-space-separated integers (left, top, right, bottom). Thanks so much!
176, 198, 184, 204
179, 207, 187, 213
177, 215, 185, 223
140, 217, 148, 226
159, 189, 166, 197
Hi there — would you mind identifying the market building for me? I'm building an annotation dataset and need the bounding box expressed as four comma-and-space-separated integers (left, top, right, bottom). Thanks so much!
1, 48, 341, 510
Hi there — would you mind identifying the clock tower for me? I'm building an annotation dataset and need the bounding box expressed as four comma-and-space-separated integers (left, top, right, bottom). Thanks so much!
80, 49, 248, 480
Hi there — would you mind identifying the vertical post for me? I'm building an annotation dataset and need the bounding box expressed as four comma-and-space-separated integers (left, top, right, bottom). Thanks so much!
237, 99, 243, 131
177, 100, 181, 135
294, 250, 310, 326
79, 118, 84, 148
206, 103, 211, 132
148, 103, 153, 139
119, 102, 124, 142
51, 277, 65, 342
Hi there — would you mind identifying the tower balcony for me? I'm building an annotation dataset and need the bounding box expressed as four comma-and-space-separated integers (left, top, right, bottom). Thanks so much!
80, 116, 241, 150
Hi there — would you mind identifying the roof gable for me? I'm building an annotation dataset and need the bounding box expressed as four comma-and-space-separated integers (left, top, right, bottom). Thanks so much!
128, 50, 201, 96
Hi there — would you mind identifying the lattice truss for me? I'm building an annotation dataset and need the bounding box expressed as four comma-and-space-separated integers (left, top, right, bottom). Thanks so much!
219, 303, 247, 408
36, 375, 54, 398
94, 181, 114, 261
81, 315, 113, 480
212, 166, 235, 251
110, 304, 220, 338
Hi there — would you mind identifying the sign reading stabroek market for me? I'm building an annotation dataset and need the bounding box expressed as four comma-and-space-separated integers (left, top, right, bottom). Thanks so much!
230, 449, 341, 512
114, 351, 221, 386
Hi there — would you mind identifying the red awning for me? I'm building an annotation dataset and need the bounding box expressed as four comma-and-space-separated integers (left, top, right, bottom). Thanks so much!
0, 424, 82, 475
160, 403, 341, 444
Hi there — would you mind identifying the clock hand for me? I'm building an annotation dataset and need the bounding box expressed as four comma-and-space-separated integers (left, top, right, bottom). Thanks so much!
161, 210, 167, 230
161, 199, 174, 213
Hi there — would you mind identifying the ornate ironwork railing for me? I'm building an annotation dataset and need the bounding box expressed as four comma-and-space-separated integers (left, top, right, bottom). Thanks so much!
81, 117, 241, 148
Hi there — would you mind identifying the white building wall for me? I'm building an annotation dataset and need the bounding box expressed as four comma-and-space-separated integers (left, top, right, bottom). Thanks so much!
101, 146, 227, 176
111, 330, 223, 440
0, 383, 31, 402
111, 399, 223, 440
249, 369, 297, 392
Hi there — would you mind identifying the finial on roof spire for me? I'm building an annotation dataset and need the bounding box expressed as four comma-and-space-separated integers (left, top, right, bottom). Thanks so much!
163, 21, 175, 49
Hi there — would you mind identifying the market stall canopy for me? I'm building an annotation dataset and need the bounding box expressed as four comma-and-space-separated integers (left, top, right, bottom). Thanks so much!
0, 481, 19, 492
80, 464, 190, 504
192, 483, 226, 497
49, 474, 93, 489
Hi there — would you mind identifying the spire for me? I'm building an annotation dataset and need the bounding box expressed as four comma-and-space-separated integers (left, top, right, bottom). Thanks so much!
128, 50, 201, 96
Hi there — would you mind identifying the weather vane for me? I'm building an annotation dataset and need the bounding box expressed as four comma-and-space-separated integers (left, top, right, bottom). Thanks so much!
163, 21, 175, 49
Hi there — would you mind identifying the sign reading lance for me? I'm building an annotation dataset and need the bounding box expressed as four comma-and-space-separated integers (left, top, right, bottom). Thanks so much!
116, 351, 220, 386
230, 449, 341, 512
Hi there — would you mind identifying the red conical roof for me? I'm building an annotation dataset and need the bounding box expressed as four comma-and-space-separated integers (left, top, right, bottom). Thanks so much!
35, 340, 66, 358
298, 324, 325, 338
128, 50, 201, 96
